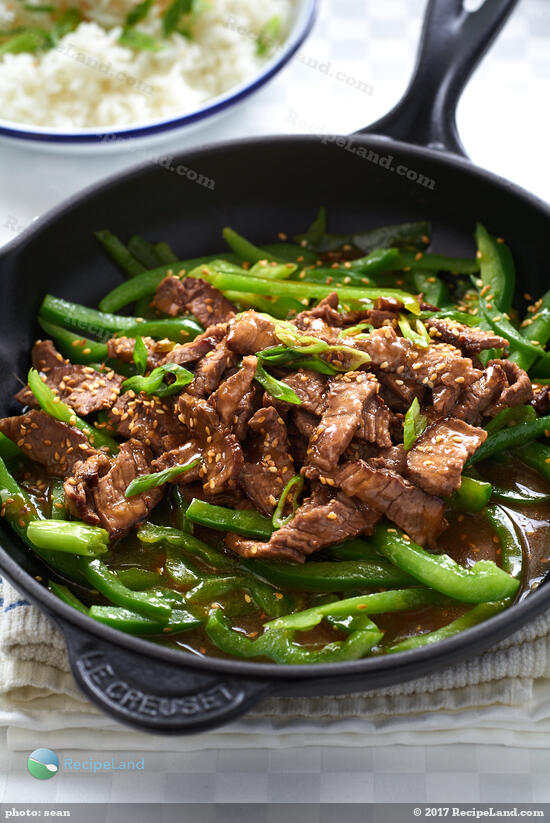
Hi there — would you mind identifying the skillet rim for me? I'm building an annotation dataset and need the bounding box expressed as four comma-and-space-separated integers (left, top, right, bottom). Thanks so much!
1, 130, 550, 681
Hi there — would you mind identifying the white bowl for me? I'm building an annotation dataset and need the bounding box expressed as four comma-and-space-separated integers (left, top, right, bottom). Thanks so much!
0, 0, 318, 153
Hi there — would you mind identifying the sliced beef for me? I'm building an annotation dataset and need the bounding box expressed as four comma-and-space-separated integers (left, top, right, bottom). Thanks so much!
64, 439, 163, 539
403, 343, 482, 414
532, 383, 550, 415
226, 310, 277, 355
107, 336, 169, 370
210, 355, 258, 438
150, 441, 202, 484
239, 406, 295, 515
307, 372, 378, 471
425, 317, 508, 355
186, 335, 236, 399
357, 394, 393, 447
263, 486, 381, 562
0, 410, 99, 477
486, 359, 533, 415
177, 393, 243, 493
379, 373, 426, 413
367, 444, 407, 474
265, 369, 328, 416
162, 322, 228, 367
292, 408, 318, 440
407, 418, 487, 497
354, 325, 409, 371
16, 341, 123, 416
293, 292, 343, 335
224, 532, 304, 563
153, 275, 236, 327
453, 363, 507, 424
317, 460, 447, 547
108, 392, 184, 454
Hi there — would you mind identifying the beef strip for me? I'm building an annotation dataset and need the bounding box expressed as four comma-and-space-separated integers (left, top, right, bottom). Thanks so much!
425, 317, 509, 355
162, 322, 228, 367
108, 392, 184, 454
264, 369, 328, 416
263, 486, 381, 562
486, 359, 533, 414
239, 406, 295, 515
310, 460, 447, 547
153, 275, 236, 327
150, 441, 202, 484
64, 439, 163, 538
226, 310, 278, 355
186, 335, 236, 399
532, 383, 550, 415
177, 393, 243, 493
16, 340, 124, 416
406, 417, 487, 497
453, 363, 507, 424
0, 409, 99, 477
306, 372, 378, 471
356, 394, 393, 447
292, 407, 318, 440
210, 355, 258, 438
379, 373, 426, 413
293, 293, 344, 334
107, 336, 170, 370
224, 532, 304, 563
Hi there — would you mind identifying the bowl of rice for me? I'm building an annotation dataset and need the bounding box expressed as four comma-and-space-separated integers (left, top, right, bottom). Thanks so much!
0, 0, 317, 149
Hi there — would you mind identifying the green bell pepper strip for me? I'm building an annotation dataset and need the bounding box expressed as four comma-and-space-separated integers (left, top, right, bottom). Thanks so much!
491, 485, 550, 505
223, 227, 284, 264
0, 432, 23, 459
480, 302, 549, 361
95, 230, 146, 279
254, 363, 301, 404
409, 270, 449, 308
172, 487, 193, 533
137, 523, 236, 571
420, 309, 482, 327
125, 459, 200, 498
122, 362, 194, 397
295, 207, 326, 247
224, 291, 305, 320
206, 608, 382, 664
294, 218, 431, 254
509, 289, 550, 371
340, 247, 401, 276
514, 441, 550, 484
372, 524, 519, 603
48, 581, 89, 615
475, 223, 515, 313
188, 268, 421, 315
392, 250, 479, 275
484, 505, 523, 579
272, 475, 304, 528
89, 605, 202, 636
40, 295, 147, 341
386, 602, 506, 654
132, 335, 148, 374
186, 499, 274, 540
467, 415, 550, 466
164, 547, 201, 585
240, 557, 416, 592
291, 267, 375, 288
0, 458, 88, 584
27, 368, 119, 453
261, 243, 317, 265
27, 520, 109, 557
116, 568, 164, 590
264, 588, 444, 632
485, 405, 536, 434
80, 558, 172, 623
247, 260, 297, 281
185, 574, 288, 618
154, 241, 178, 264
37, 317, 109, 364
446, 476, 492, 513
127, 235, 163, 270
116, 317, 203, 343
50, 479, 66, 520
324, 538, 381, 561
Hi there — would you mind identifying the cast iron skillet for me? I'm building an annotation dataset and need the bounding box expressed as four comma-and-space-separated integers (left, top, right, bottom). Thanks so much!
0, 0, 546, 735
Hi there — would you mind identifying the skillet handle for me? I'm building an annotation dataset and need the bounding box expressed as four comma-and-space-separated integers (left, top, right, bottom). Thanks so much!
58, 620, 273, 735
358, 0, 518, 156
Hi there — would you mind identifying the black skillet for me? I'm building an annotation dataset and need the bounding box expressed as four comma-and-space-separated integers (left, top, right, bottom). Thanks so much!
0, 0, 547, 735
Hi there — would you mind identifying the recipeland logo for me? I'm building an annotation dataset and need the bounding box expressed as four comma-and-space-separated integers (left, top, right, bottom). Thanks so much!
27, 748, 145, 779
27, 749, 59, 780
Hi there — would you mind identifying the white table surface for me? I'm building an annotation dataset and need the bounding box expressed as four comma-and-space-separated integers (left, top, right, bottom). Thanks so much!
1, 0, 550, 805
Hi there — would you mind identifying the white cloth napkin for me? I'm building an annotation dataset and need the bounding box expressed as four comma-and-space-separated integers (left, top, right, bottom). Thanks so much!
3, 575, 550, 751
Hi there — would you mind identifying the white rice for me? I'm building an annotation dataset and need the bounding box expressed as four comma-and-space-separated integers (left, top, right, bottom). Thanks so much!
0, 0, 292, 128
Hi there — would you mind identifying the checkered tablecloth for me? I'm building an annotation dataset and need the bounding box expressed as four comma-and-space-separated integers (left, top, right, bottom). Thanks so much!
1, 0, 550, 804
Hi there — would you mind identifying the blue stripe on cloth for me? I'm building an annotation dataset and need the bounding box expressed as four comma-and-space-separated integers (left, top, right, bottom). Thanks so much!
4, 599, 30, 612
